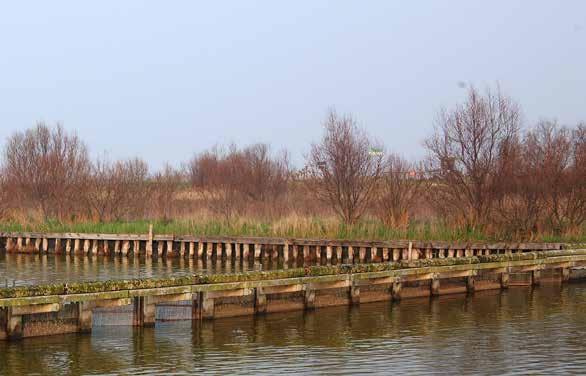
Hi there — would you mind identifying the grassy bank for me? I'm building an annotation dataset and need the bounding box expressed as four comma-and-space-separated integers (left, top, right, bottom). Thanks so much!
1, 217, 584, 243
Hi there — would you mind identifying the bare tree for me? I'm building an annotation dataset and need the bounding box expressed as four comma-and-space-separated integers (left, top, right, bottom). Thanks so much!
306, 110, 385, 224
376, 154, 423, 229
425, 86, 521, 228
2, 123, 91, 220
150, 164, 184, 221
85, 157, 149, 222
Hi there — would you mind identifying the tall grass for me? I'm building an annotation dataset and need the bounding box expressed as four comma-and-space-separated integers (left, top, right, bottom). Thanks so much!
1, 216, 584, 243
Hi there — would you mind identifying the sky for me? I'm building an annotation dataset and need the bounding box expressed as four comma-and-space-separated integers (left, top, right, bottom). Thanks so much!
1, 1, 585, 169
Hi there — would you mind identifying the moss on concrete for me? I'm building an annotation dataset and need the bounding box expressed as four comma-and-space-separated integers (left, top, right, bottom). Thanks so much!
2, 249, 584, 299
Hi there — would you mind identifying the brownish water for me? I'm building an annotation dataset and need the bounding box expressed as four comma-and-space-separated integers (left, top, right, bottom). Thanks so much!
0, 252, 272, 287
1, 283, 586, 375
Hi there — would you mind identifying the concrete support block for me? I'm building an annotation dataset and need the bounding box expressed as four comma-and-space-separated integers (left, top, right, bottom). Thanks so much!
83, 239, 90, 255
304, 288, 316, 310
532, 270, 541, 286
500, 272, 510, 289
65, 239, 71, 254
431, 278, 440, 296
91, 239, 98, 255
133, 296, 155, 327
466, 276, 475, 294
77, 302, 93, 333
254, 287, 267, 315
7, 311, 23, 340
42, 238, 49, 252
134, 240, 140, 257
350, 283, 360, 305
254, 244, 261, 259
392, 282, 402, 301
166, 241, 174, 256
201, 293, 215, 319
562, 268, 570, 282
283, 243, 289, 262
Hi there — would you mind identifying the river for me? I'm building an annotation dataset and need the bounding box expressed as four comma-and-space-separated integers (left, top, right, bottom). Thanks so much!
1, 282, 585, 375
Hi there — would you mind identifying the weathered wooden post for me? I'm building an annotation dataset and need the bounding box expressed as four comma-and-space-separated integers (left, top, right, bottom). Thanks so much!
326, 245, 332, 262
336, 246, 343, 262
179, 241, 186, 258
225, 243, 233, 261
146, 224, 154, 257
121, 240, 130, 257
189, 242, 195, 259
283, 242, 290, 263
91, 239, 98, 255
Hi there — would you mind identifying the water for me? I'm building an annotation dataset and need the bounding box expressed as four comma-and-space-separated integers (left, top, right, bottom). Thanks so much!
0, 252, 275, 287
2, 283, 586, 375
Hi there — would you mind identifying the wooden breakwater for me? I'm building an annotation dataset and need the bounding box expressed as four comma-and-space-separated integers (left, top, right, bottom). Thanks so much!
1, 249, 585, 341
0, 229, 564, 265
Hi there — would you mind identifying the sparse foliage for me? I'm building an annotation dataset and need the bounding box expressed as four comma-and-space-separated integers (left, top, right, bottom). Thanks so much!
306, 111, 385, 224
425, 86, 521, 228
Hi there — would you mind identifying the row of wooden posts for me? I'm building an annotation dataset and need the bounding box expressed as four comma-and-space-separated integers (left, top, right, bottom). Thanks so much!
0, 227, 564, 265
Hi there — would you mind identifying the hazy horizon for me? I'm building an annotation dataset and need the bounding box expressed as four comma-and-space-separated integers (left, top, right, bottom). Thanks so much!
1, 1, 585, 169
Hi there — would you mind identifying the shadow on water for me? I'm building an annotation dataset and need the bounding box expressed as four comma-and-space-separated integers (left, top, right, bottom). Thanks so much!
2, 283, 586, 375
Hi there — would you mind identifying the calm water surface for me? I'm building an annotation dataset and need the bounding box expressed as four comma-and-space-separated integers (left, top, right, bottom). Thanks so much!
0, 252, 275, 286
1, 284, 586, 375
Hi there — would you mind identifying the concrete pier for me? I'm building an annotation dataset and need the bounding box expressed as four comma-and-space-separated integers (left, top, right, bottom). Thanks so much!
1, 248, 585, 341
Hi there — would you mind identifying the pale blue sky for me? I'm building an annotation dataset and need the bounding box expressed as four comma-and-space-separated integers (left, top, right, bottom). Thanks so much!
1, 1, 585, 169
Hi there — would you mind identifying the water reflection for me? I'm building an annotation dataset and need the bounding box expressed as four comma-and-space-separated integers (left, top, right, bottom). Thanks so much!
0, 252, 283, 286
2, 284, 586, 375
